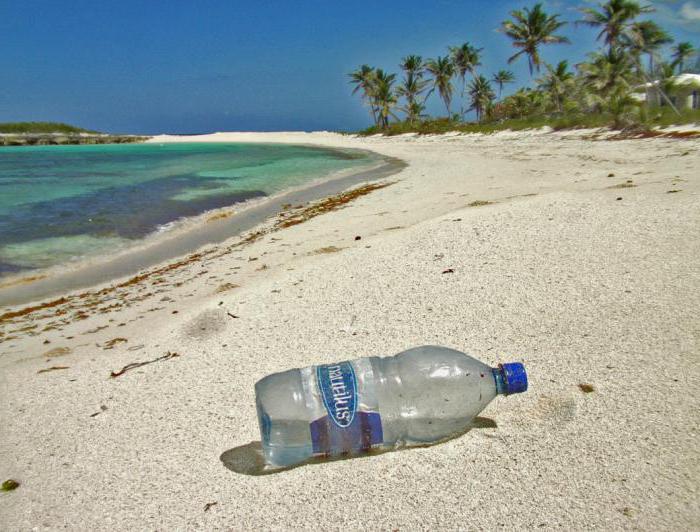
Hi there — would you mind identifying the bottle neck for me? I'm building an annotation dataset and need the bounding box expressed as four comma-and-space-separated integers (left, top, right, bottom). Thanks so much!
492, 367, 507, 395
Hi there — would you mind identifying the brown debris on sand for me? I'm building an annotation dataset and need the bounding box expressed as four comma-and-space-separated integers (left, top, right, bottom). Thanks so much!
0, 181, 395, 342
103, 338, 128, 350
44, 347, 71, 358
37, 366, 70, 374
310, 246, 344, 255
277, 182, 394, 229
110, 351, 180, 378
214, 283, 239, 293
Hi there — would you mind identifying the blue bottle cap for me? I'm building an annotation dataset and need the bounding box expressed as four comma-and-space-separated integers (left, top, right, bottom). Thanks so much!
499, 363, 528, 394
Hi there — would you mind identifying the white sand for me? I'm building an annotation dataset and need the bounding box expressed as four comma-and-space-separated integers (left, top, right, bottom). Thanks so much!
1, 129, 699, 530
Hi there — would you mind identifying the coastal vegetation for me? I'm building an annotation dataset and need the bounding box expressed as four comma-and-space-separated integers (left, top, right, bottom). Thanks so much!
0, 122, 149, 146
0, 121, 97, 134
349, 1, 700, 135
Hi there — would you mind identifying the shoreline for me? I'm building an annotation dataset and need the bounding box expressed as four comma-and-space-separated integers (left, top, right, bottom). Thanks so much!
0, 144, 404, 308
0, 132, 150, 146
0, 129, 698, 530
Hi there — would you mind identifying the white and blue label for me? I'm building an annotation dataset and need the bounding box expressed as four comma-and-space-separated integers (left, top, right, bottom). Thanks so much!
316, 362, 357, 428
302, 359, 383, 456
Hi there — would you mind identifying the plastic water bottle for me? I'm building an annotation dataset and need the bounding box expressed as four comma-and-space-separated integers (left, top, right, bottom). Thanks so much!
255, 345, 527, 468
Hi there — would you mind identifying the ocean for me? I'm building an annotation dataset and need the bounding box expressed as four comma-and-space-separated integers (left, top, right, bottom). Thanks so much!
0, 142, 379, 276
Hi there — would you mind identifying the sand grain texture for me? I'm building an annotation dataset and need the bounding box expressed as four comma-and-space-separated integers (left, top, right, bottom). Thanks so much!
0, 130, 699, 530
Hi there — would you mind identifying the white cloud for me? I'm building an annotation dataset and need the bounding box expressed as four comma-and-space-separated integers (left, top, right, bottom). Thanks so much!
680, 2, 700, 21
647, 0, 700, 31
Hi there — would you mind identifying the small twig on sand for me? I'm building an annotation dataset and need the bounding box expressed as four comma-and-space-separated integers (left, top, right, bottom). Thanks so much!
89, 405, 108, 417
226, 312, 239, 319
37, 366, 69, 374
110, 351, 179, 378
204, 502, 218, 512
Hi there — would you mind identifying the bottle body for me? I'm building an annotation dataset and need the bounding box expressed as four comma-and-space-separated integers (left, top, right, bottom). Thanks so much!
255, 345, 526, 468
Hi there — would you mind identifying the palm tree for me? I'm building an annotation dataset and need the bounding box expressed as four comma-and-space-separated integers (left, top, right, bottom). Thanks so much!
656, 62, 680, 101
626, 20, 672, 75
397, 76, 429, 120
373, 69, 398, 129
468, 75, 495, 122
578, 48, 636, 111
397, 55, 429, 116
348, 65, 378, 126
401, 101, 427, 125
400, 55, 425, 80
536, 61, 573, 112
399, 55, 424, 104
507, 87, 548, 118
500, 3, 569, 76
450, 43, 482, 115
672, 42, 696, 74
579, 0, 653, 52
492, 70, 515, 97
426, 56, 455, 116
579, 50, 640, 127
621, 20, 680, 114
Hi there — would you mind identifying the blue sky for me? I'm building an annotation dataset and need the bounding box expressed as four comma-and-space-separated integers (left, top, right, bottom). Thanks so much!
1, 0, 697, 133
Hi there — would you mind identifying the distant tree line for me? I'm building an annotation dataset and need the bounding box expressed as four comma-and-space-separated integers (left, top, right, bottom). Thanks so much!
349, 1, 698, 131
0, 122, 97, 134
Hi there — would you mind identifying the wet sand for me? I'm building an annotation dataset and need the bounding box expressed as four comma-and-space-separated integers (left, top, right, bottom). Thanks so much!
0, 153, 403, 307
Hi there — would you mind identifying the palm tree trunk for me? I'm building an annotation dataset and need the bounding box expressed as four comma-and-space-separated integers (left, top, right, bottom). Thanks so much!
362, 90, 376, 126
642, 69, 680, 116
443, 94, 451, 117
372, 102, 382, 125
366, 94, 378, 126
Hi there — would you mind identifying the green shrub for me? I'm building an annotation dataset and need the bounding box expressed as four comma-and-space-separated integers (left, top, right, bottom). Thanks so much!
0, 122, 98, 134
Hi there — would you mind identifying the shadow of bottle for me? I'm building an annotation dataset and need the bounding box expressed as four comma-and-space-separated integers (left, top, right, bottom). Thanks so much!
220, 416, 497, 476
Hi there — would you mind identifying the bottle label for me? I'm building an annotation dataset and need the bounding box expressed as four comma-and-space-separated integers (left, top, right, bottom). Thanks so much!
316, 361, 357, 428
301, 358, 383, 456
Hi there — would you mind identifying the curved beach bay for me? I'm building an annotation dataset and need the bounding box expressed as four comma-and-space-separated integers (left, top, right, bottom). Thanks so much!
0, 141, 400, 305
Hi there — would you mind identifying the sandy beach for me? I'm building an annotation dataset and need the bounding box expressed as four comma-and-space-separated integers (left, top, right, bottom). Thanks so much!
1, 129, 698, 529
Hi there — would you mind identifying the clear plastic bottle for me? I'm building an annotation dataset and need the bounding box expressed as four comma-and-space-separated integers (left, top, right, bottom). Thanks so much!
255, 345, 527, 468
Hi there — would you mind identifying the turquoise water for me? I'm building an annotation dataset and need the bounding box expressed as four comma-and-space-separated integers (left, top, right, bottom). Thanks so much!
0, 142, 377, 275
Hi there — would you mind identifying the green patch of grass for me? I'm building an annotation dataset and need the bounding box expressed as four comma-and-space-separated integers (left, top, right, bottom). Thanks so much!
0, 121, 98, 134
357, 114, 617, 136
645, 108, 700, 129
355, 108, 700, 137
